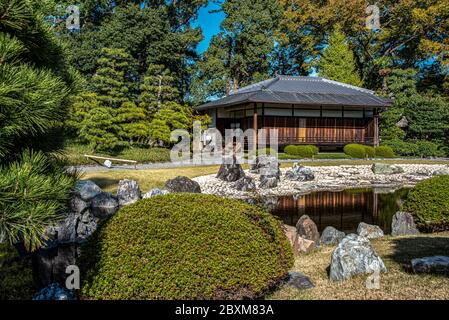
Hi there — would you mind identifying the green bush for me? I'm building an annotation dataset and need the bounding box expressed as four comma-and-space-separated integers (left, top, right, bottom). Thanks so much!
375, 146, 395, 158
402, 175, 449, 232
80, 194, 293, 300
343, 144, 367, 158
283, 145, 318, 158
384, 139, 445, 157
364, 146, 376, 158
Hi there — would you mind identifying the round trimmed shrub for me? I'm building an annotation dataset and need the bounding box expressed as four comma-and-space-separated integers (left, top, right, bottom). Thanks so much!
343, 144, 367, 158
364, 146, 376, 158
283, 145, 318, 158
375, 146, 395, 158
402, 175, 449, 232
80, 194, 293, 300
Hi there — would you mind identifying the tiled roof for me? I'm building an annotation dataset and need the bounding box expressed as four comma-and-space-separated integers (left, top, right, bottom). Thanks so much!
196, 76, 392, 110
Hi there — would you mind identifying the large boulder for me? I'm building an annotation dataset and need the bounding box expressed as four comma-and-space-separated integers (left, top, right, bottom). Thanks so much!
116, 179, 141, 206
234, 176, 256, 191
296, 215, 320, 244
330, 234, 387, 281
391, 212, 419, 236
285, 163, 315, 182
295, 236, 316, 255
90, 192, 119, 219
284, 272, 314, 290
165, 176, 201, 193
216, 156, 245, 182
357, 222, 384, 239
320, 226, 345, 245
371, 163, 404, 175
73, 180, 102, 201
142, 188, 170, 199
284, 225, 298, 247
259, 175, 279, 189
411, 256, 449, 275
33, 283, 75, 300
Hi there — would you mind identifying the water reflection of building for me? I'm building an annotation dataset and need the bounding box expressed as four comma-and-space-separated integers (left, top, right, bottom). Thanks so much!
273, 190, 381, 234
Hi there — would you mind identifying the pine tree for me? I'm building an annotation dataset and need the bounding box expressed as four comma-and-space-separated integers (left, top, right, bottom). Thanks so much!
79, 103, 121, 152
91, 47, 131, 109
318, 26, 362, 87
0, 0, 79, 250
117, 101, 150, 144
138, 64, 179, 117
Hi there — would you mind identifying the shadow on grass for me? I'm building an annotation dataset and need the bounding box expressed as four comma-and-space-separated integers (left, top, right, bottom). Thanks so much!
387, 235, 449, 275
83, 178, 119, 191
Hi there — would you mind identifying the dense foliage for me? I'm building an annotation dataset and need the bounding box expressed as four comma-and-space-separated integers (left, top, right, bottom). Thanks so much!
283, 145, 319, 158
0, 0, 78, 250
403, 176, 449, 232
80, 194, 293, 299
374, 146, 395, 158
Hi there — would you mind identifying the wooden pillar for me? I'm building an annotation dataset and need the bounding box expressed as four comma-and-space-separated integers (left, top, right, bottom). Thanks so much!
253, 103, 258, 149
373, 108, 379, 146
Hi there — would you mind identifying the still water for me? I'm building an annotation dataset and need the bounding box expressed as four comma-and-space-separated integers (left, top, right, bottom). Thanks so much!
270, 187, 410, 234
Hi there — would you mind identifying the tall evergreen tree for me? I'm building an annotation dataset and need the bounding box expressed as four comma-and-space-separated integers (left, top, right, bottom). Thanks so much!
117, 101, 150, 144
0, 0, 80, 250
191, 0, 282, 102
139, 64, 179, 117
317, 26, 362, 86
91, 47, 132, 109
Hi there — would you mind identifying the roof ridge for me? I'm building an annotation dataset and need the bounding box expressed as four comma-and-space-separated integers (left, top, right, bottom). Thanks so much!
321, 78, 375, 95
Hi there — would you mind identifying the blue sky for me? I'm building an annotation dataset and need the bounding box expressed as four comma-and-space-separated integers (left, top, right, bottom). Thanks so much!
192, 2, 225, 53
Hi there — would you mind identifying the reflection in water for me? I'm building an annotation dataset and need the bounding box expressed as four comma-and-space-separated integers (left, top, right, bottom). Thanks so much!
270, 188, 410, 234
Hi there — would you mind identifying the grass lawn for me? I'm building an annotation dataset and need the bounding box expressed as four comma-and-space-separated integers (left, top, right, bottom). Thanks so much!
269, 232, 449, 300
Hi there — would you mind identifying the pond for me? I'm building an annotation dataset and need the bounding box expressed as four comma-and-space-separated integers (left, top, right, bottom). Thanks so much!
269, 187, 410, 234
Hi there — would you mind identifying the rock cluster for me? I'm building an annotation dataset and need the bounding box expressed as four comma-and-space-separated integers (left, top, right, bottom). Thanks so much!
371, 163, 404, 175
329, 234, 387, 281
216, 156, 245, 182
285, 163, 315, 182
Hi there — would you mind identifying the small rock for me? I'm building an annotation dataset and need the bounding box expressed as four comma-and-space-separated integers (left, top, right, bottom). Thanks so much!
411, 256, 449, 275
33, 283, 75, 300
296, 215, 320, 244
285, 163, 315, 181
357, 222, 384, 239
142, 188, 169, 198
117, 179, 141, 206
70, 196, 89, 214
259, 176, 279, 189
73, 180, 102, 201
90, 192, 119, 218
216, 156, 245, 182
320, 226, 345, 245
330, 234, 387, 281
295, 235, 316, 254
371, 163, 404, 175
284, 272, 315, 290
165, 176, 202, 193
283, 224, 297, 247
234, 176, 256, 191
391, 212, 419, 236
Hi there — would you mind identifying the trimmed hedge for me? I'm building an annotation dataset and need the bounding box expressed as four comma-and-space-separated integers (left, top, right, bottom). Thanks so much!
343, 144, 368, 158
283, 145, 319, 158
80, 194, 293, 300
402, 175, 449, 232
375, 146, 395, 158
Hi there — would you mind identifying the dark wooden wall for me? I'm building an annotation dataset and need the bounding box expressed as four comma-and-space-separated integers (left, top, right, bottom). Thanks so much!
216, 116, 375, 146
